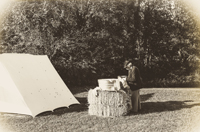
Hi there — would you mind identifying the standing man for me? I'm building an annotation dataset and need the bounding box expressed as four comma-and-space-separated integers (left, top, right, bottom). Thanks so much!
124, 59, 143, 112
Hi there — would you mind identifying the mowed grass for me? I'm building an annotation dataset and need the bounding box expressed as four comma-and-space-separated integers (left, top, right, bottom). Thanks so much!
1, 87, 200, 132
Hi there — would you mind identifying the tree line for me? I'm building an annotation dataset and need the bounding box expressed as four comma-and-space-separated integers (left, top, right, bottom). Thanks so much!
0, 0, 200, 87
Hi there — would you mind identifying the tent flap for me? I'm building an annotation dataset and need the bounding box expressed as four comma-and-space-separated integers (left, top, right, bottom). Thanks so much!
0, 53, 80, 117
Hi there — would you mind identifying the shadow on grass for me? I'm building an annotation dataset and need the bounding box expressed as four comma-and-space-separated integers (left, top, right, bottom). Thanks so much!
37, 92, 200, 116
134, 100, 200, 115
140, 93, 155, 102
37, 97, 88, 117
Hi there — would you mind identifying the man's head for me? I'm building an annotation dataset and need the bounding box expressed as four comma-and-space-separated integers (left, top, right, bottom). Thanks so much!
124, 59, 133, 70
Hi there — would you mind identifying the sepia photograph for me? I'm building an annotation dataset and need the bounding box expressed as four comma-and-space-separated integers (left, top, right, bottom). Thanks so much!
0, 0, 200, 131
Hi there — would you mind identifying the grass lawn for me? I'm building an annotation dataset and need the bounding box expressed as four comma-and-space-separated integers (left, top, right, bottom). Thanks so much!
1, 87, 200, 132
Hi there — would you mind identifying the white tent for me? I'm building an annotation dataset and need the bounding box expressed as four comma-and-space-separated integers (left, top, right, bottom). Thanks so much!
0, 53, 80, 117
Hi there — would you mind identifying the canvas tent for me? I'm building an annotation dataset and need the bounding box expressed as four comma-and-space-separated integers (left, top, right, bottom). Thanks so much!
0, 53, 79, 117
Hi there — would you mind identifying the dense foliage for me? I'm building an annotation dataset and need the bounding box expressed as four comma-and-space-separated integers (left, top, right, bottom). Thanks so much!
0, 0, 200, 87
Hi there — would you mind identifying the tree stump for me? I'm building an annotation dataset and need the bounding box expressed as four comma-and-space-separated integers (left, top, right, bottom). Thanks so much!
87, 89, 132, 117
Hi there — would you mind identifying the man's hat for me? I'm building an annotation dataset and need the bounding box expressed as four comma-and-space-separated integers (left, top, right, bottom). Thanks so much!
124, 59, 133, 68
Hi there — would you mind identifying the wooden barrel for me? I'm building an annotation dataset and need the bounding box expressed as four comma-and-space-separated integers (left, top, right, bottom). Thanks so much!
98, 79, 120, 91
